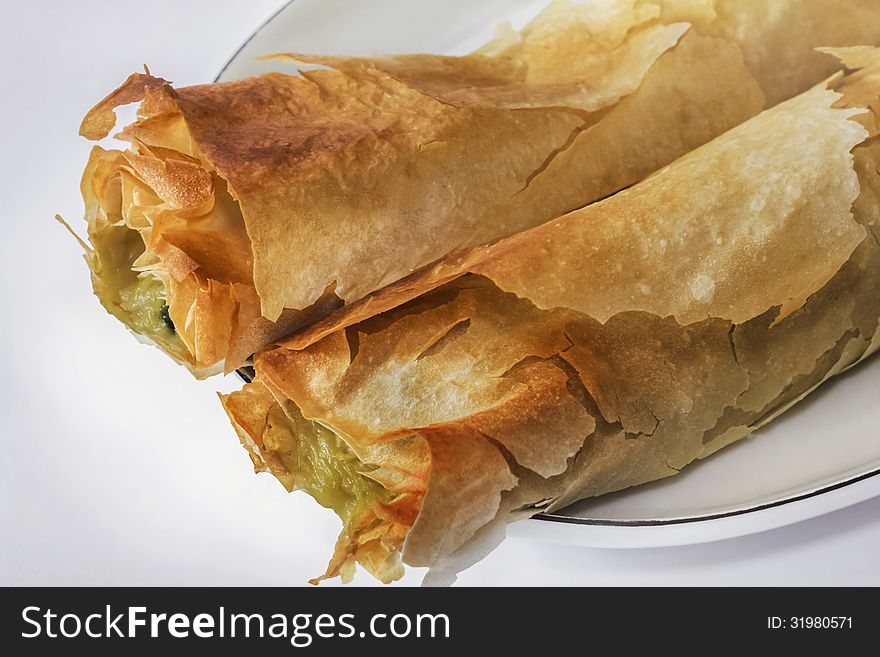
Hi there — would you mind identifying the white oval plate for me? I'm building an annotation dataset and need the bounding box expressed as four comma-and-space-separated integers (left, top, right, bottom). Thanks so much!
217, 0, 880, 548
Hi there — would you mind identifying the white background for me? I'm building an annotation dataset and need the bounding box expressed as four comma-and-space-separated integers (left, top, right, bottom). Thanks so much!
1, 0, 879, 586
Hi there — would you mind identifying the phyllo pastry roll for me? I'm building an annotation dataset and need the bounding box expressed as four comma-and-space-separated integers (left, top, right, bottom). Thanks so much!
72, 0, 880, 375
222, 48, 880, 583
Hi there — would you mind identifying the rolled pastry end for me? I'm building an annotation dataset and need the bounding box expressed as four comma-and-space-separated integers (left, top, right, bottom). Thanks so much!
220, 379, 423, 584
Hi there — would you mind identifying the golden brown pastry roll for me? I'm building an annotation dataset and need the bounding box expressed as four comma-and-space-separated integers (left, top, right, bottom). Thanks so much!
222, 48, 880, 583
73, 0, 880, 375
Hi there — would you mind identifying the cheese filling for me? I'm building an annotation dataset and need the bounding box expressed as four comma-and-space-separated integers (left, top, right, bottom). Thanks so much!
89, 223, 189, 361
264, 403, 391, 527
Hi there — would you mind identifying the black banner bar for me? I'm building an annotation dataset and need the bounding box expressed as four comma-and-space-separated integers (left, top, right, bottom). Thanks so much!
0, 587, 875, 653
